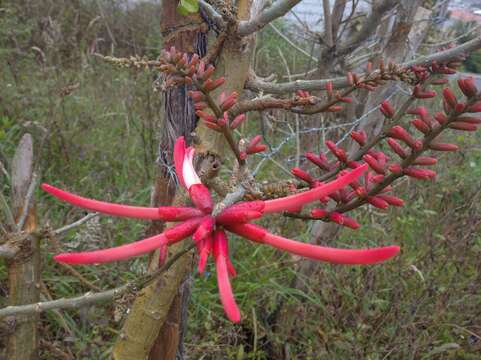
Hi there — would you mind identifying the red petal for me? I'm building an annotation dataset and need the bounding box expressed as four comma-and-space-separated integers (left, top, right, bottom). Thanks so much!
189, 184, 214, 213
54, 233, 168, 264
213, 230, 241, 322
193, 216, 215, 243
158, 206, 204, 221
263, 164, 367, 213
42, 183, 179, 220
198, 235, 213, 273
227, 223, 400, 265
174, 137, 186, 188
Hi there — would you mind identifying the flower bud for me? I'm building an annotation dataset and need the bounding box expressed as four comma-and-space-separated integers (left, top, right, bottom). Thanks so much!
327, 105, 343, 112
367, 196, 389, 209
377, 194, 404, 207
387, 126, 418, 149
428, 142, 458, 152
194, 102, 208, 111
363, 154, 385, 174
389, 163, 403, 174
455, 116, 481, 124
380, 100, 395, 118
230, 114, 247, 129
291, 167, 314, 185
203, 77, 225, 92
411, 119, 431, 134
467, 101, 481, 113
311, 208, 328, 218
413, 156, 437, 166
188, 90, 205, 102
326, 141, 347, 162
305, 152, 330, 171
442, 88, 457, 109
434, 112, 447, 125
196, 110, 216, 123
201, 64, 215, 81
449, 121, 478, 131
351, 130, 367, 146
457, 77, 477, 98
403, 167, 436, 180
387, 139, 407, 158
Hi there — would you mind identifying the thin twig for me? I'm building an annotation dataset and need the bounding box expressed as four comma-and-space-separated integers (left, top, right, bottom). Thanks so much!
0, 243, 196, 318
51, 213, 99, 236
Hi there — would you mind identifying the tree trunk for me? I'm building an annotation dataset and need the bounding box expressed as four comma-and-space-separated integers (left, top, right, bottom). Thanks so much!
113, 2, 206, 359
6, 134, 40, 360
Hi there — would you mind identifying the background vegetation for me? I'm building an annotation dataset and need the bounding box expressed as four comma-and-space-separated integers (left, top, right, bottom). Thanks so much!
1, 1, 480, 358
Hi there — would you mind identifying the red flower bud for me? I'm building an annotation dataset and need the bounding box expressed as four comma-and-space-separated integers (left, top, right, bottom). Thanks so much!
403, 167, 436, 180
431, 78, 449, 85
291, 167, 314, 184
326, 141, 347, 162
449, 121, 478, 131
350, 130, 367, 145
387, 126, 418, 149
311, 208, 328, 218
457, 77, 477, 98
434, 112, 447, 125
456, 116, 481, 124
190, 53, 199, 67
363, 154, 385, 174
204, 122, 221, 131
442, 88, 457, 109
188, 90, 205, 102
411, 119, 431, 134
377, 194, 404, 207
201, 64, 215, 81
327, 105, 343, 112
389, 163, 403, 174
305, 152, 330, 171
387, 139, 407, 158
230, 114, 247, 129
380, 100, 395, 118
413, 156, 437, 166
467, 101, 481, 113
221, 92, 238, 111
367, 196, 389, 209
194, 102, 208, 111
428, 142, 458, 152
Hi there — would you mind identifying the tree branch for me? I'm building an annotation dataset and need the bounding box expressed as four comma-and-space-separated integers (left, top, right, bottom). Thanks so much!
246, 37, 481, 94
0, 243, 196, 318
335, 0, 397, 56
237, 0, 302, 36
199, 0, 226, 30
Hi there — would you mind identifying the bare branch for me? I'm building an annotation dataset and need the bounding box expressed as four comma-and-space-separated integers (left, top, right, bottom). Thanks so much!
323, 0, 333, 47
237, 0, 302, 37
268, 23, 318, 62
0, 243, 196, 318
199, 0, 226, 29
335, 0, 397, 56
246, 37, 481, 94
51, 213, 99, 236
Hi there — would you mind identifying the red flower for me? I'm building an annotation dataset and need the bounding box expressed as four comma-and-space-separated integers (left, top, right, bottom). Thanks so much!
42, 137, 400, 322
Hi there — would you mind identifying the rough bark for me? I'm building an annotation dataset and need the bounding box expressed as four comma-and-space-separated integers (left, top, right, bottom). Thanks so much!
112, 3, 207, 359
6, 134, 40, 360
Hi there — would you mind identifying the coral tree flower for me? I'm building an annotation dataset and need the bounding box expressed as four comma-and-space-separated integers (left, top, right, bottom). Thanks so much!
42, 137, 400, 323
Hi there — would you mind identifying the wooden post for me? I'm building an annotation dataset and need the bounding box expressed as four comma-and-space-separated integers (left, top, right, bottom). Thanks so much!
6, 133, 40, 360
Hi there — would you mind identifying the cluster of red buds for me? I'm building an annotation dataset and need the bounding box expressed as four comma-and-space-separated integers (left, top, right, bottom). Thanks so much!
42, 138, 400, 323
291, 73, 480, 228
159, 46, 269, 165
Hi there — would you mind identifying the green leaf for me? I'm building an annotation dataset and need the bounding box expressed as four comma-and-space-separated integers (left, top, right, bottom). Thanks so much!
177, 0, 199, 16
